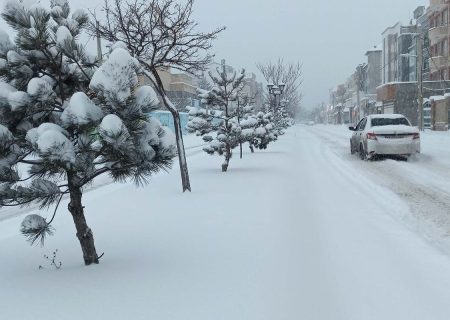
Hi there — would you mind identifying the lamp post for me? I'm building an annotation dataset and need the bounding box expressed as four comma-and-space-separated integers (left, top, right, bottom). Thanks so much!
267, 82, 285, 112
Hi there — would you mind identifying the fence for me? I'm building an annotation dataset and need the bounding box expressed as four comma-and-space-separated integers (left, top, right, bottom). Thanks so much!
149, 110, 189, 134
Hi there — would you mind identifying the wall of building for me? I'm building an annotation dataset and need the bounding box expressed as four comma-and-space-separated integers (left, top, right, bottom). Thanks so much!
138, 68, 199, 110
394, 84, 419, 124
377, 81, 450, 126
382, 23, 400, 83
366, 49, 382, 94
431, 96, 449, 130
428, 1, 450, 80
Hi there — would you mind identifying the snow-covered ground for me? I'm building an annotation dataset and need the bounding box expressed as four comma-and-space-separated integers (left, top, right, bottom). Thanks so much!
2, 125, 450, 319
308, 124, 450, 253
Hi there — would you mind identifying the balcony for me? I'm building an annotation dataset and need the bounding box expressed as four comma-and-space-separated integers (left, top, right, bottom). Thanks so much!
429, 25, 450, 44
429, 0, 449, 13
429, 56, 450, 73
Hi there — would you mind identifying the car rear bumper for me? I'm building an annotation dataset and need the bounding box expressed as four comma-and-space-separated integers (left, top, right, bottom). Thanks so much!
367, 139, 420, 156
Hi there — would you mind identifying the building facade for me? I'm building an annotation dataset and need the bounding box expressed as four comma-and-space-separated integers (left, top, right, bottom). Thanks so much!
242, 72, 264, 110
382, 23, 400, 83
138, 68, 199, 110
377, 81, 449, 125
158, 68, 199, 109
366, 47, 383, 94
382, 22, 418, 83
428, 0, 450, 80
410, 6, 430, 81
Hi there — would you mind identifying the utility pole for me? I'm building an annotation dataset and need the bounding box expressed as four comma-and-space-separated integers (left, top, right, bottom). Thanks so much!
356, 66, 361, 122
417, 34, 424, 131
96, 20, 102, 62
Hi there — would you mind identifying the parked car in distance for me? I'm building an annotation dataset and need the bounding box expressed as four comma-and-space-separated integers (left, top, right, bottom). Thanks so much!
307, 120, 315, 126
349, 114, 420, 160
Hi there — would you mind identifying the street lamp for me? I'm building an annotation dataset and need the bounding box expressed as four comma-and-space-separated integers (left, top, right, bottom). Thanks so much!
267, 82, 285, 111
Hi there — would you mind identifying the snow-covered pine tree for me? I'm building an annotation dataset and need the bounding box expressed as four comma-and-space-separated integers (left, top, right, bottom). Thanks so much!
196, 64, 245, 172
251, 111, 278, 150
0, 0, 176, 265
236, 95, 279, 154
235, 95, 256, 158
238, 107, 258, 155
273, 103, 292, 135
186, 104, 214, 136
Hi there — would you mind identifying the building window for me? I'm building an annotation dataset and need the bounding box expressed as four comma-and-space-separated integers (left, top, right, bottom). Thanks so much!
443, 9, 449, 25
442, 39, 449, 56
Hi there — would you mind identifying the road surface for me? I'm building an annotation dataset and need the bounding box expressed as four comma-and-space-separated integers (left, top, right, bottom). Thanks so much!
283, 124, 450, 319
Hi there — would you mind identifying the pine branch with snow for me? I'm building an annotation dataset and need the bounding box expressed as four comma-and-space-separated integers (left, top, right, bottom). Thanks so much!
251, 111, 279, 150
0, 0, 176, 265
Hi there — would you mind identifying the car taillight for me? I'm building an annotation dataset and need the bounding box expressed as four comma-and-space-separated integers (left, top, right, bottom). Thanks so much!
367, 132, 377, 140
413, 133, 420, 140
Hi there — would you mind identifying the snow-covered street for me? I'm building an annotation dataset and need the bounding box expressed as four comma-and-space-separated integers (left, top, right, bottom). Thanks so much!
3, 125, 450, 319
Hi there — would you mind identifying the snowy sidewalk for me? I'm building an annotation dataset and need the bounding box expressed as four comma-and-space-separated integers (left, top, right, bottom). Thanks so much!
1, 126, 450, 319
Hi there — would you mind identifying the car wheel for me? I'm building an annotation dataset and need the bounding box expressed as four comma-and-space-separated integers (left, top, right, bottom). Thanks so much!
359, 144, 367, 161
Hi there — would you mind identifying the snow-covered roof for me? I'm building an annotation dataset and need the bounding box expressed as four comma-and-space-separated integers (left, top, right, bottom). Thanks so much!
376, 81, 417, 90
366, 45, 382, 53
430, 95, 447, 101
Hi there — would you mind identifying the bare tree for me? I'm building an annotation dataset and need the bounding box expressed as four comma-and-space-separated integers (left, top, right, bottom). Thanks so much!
256, 58, 303, 117
89, 0, 225, 192
198, 73, 213, 91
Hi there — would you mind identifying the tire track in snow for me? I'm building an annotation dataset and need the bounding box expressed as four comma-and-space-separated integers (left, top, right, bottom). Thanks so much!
304, 125, 450, 252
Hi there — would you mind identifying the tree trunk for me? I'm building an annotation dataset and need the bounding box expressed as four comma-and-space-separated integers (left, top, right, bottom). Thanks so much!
222, 144, 232, 172
68, 174, 99, 265
239, 141, 243, 159
169, 107, 191, 192
249, 143, 255, 153
143, 69, 191, 192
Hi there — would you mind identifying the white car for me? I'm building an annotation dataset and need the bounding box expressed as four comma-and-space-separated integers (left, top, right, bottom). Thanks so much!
349, 114, 420, 160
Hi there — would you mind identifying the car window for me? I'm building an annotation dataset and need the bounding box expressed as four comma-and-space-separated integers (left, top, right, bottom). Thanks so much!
371, 117, 410, 127
355, 119, 363, 130
359, 118, 367, 130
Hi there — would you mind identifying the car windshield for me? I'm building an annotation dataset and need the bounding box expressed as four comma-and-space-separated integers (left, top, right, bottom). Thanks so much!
371, 117, 410, 127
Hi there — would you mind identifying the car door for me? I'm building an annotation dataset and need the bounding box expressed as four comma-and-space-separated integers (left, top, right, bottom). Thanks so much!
354, 118, 367, 148
352, 118, 364, 148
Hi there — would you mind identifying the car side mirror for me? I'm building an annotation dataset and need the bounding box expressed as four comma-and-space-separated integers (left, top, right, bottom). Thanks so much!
348, 126, 356, 131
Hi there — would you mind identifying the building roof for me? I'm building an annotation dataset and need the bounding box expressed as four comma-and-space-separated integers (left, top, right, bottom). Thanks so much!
382, 22, 401, 36
366, 45, 382, 54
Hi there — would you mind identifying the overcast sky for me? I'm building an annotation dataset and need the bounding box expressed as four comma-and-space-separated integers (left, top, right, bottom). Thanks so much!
0, 0, 427, 108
